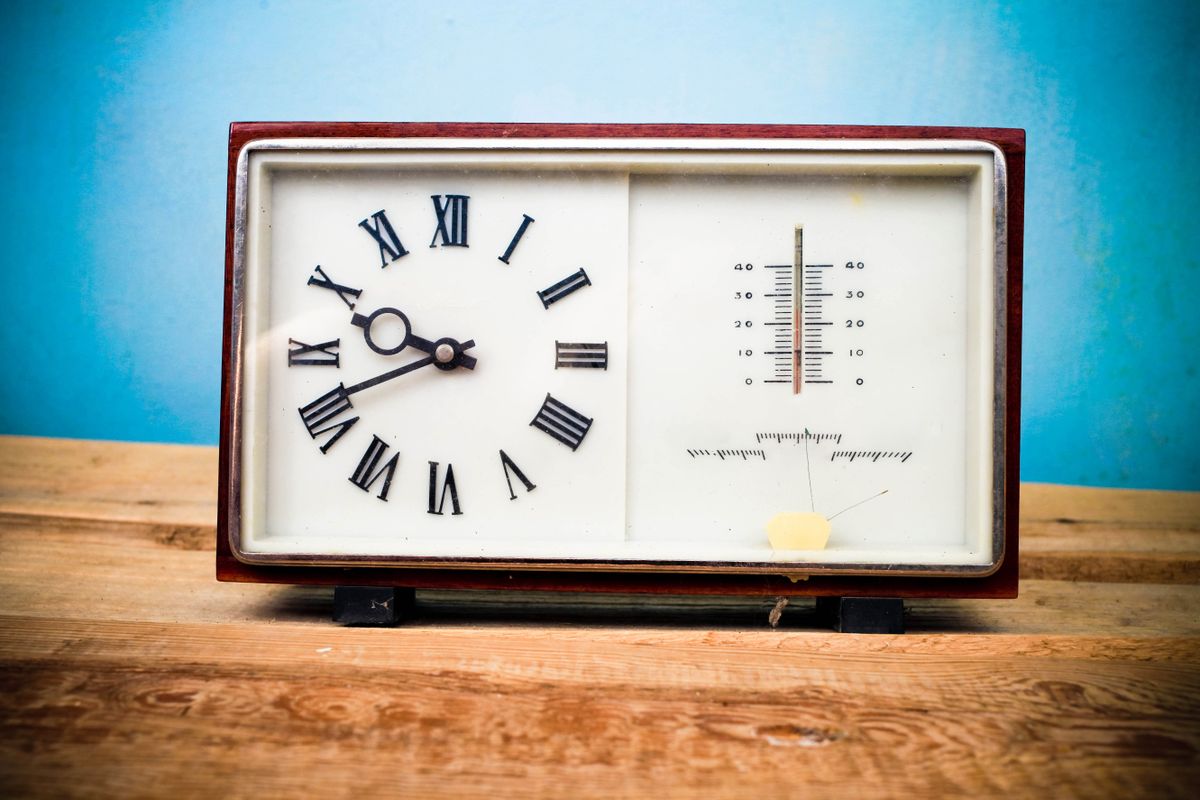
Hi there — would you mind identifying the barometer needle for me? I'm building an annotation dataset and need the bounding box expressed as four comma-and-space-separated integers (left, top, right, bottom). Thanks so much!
804, 428, 815, 512
828, 489, 889, 521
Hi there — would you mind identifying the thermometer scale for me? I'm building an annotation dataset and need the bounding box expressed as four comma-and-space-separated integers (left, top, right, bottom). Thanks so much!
753, 233, 882, 394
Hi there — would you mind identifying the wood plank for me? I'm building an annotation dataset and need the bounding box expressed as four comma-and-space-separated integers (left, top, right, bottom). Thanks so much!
0, 435, 216, 528
5, 436, 1200, 585
2, 437, 1200, 796
1, 614, 1197, 799
1022, 483, 1200, 583
2, 510, 1199, 636
1022, 482, 1200, 528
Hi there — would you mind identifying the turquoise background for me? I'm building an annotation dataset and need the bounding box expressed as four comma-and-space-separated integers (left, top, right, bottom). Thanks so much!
1, 0, 1197, 490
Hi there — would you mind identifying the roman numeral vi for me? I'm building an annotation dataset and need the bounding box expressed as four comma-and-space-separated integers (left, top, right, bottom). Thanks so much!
427, 461, 462, 515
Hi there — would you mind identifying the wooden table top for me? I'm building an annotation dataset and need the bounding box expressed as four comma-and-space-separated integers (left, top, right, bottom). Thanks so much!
0, 435, 1197, 798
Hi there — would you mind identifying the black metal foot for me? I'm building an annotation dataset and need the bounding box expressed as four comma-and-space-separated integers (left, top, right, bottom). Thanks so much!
816, 596, 905, 634
332, 587, 415, 626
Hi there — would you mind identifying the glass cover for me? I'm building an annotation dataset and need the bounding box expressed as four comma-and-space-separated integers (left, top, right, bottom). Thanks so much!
235, 139, 1003, 573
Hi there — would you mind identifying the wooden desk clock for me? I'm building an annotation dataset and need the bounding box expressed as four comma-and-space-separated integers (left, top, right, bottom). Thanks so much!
218, 123, 1024, 631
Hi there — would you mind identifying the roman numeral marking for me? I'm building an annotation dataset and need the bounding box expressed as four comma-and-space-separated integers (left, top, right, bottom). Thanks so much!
429, 194, 469, 248
349, 435, 400, 500
499, 450, 536, 500
536, 268, 591, 309
288, 338, 340, 367
555, 341, 608, 370
358, 209, 408, 267
498, 213, 535, 264
427, 461, 462, 515
298, 384, 359, 453
530, 393, 592, 451
307, 266, 362, 309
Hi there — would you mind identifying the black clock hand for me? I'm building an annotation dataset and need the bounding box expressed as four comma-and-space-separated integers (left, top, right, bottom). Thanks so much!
342, 338, 476, 396
342, 355, 435, 396
350, 306, 477, 370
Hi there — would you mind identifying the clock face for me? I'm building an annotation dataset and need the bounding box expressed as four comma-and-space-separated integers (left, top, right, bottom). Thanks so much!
250, 166, 630, 553
233, 138, 1007, 574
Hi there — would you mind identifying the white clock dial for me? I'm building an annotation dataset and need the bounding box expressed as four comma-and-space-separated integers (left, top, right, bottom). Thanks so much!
244, 163, 629, 556
234, 139, 1006, 574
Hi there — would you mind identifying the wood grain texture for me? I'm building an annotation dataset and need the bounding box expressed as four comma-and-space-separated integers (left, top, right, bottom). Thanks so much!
1022, 483, 1200, 583
0, 435, 215, 528
1, 618, 1197, 800
2, 437, 1198, 799
6, 437, 1193, 586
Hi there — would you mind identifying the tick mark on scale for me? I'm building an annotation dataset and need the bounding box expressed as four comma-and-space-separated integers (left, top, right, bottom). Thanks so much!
686, 449, 766, 461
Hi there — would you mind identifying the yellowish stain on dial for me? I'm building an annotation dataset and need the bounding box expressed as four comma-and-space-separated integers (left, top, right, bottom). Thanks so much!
766, 512, 832, 551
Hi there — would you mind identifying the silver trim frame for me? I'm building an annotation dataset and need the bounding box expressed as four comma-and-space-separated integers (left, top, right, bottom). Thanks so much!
225, 137, 1009, 577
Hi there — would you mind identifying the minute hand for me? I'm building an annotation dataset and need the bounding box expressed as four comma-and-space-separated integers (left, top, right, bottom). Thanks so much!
342, 355, 437, 396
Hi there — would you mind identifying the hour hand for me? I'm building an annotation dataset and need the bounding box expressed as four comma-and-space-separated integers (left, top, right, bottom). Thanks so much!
350, 306, 476, 369
350, 307, 414, 356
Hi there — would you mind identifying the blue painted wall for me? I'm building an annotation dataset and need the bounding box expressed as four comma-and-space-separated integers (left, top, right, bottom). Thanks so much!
1, 0, 1197, 490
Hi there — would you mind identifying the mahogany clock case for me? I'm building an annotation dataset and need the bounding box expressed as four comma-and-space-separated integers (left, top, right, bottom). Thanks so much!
217, 122, 1025, 599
